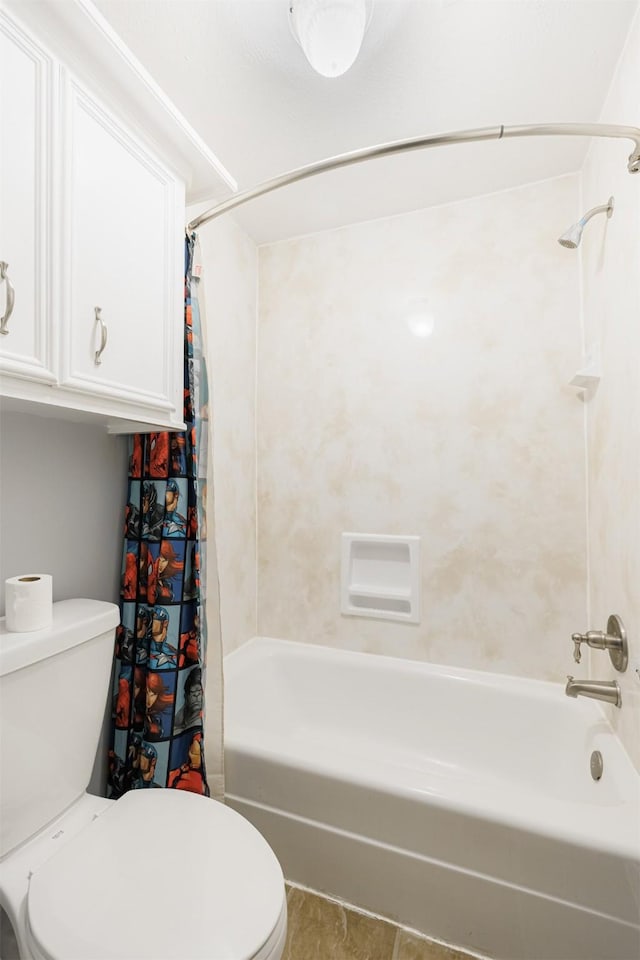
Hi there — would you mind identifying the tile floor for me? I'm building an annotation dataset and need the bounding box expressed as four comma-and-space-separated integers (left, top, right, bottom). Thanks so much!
283, 885, 480, 960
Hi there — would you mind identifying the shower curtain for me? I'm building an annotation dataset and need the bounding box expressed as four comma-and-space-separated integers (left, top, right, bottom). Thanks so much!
107, 233, 223, 799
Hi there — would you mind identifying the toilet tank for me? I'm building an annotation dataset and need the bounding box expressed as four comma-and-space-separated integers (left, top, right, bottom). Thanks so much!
0, 599, 119, 858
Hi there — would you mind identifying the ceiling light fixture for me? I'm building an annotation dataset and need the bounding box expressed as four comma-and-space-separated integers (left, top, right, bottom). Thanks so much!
289, 0, 369, 78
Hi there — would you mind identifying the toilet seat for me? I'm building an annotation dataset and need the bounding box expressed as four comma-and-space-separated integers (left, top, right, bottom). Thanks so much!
25, 790, 286, 960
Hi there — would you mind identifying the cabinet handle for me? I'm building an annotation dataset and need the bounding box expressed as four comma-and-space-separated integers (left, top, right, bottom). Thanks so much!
94, 306, 108, 365
0, 262, 16, 336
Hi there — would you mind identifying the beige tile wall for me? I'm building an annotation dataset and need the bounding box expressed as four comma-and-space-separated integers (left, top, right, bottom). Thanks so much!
580, 9, 640, 770
257, 174, 588, 681
198, 216, 258, 656
196, 141, 638, 768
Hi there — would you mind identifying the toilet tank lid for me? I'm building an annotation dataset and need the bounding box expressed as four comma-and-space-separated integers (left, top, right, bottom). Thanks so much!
0, 599, 119, 677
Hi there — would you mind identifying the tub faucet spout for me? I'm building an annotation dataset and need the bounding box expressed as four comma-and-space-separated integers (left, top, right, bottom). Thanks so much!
565, 675, 621, 707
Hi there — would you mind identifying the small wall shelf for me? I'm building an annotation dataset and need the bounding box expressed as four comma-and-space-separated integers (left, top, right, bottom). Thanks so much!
569, 345, 601, 399
341, 533, 421, 624
569, 365, 601, 390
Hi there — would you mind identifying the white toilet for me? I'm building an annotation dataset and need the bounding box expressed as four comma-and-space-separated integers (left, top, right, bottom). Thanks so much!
0, 599, 287, 960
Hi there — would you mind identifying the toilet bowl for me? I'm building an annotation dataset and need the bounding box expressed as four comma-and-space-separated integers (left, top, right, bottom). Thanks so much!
6, 792, 287, 960
0, 601, 287, 960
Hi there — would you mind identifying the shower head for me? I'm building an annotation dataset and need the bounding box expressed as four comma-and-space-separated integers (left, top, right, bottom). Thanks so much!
558, 223, 584, 249
558, 196, 614, 249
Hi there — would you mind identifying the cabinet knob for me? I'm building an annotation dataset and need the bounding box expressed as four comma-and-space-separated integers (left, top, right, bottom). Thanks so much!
0, 262, 16, 335
94, 306, 108, 365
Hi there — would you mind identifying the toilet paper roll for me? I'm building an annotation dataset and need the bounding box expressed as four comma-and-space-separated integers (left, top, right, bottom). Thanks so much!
5, 574, 53, 632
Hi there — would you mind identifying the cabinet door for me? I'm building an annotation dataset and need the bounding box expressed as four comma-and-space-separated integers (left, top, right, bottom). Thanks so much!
60, 76, 183, 418
0, 13, 56, 383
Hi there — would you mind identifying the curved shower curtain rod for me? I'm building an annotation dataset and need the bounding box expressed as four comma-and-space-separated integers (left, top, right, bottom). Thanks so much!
187, 122, 640, 232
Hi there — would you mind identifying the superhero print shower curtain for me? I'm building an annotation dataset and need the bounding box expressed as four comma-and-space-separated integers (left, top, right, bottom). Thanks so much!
107, 234, 211, 796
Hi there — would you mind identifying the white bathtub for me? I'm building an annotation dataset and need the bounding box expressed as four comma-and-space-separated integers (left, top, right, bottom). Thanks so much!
224, 638, 640, 960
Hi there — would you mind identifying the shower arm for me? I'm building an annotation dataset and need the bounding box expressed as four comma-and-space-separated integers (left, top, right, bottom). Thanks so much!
187, 122, 640, 232
578, 199, 614, 226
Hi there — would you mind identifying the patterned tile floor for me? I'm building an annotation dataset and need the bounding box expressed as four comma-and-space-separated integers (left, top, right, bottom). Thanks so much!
283, 885, 480, 960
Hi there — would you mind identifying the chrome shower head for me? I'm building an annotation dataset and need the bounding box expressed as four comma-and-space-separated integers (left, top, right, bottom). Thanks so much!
558, 223, 584, 249
558, 196, 614, 249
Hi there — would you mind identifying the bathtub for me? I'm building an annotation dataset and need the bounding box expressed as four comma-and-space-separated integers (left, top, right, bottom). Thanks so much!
224, 638, 640, 960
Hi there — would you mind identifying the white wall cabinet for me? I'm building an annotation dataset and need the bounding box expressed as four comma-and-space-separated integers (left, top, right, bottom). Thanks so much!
0, 15, 56, 387
59, 75, 183, 420
0, 5, 226, 433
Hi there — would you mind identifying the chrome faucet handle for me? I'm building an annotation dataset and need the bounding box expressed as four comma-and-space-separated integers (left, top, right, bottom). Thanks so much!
571, 634, 584, 663
570, 616, 628, 672
572, 630, 608, 661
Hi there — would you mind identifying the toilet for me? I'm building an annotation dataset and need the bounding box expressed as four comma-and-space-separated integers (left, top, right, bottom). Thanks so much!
0, 599, 287, 960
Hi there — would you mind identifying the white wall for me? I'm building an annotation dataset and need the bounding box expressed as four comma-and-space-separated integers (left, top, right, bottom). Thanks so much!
256, 174, 588, 682
0, 411, 128, 795
580, 9, 640, 770
0, 411, 127, 614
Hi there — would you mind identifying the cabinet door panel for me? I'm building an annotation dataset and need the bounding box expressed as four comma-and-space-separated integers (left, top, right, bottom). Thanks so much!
0, 14, 55, 382
62, 80, 180, 414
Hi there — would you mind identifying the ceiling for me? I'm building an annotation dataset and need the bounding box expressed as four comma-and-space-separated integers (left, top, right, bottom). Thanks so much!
93, 0, 639, 244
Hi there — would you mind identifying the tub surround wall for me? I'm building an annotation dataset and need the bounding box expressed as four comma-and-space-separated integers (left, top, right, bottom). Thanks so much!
257, 175, 587, 682
198, 87, 638, 757
195, 215, 259, 657
580, 9, 640, 771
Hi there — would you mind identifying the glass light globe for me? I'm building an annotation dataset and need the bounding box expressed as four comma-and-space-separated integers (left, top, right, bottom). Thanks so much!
290, 0, 367, 78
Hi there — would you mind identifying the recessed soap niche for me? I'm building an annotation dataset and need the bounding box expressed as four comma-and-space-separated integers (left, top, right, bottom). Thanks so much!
341, 533, 421, 624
